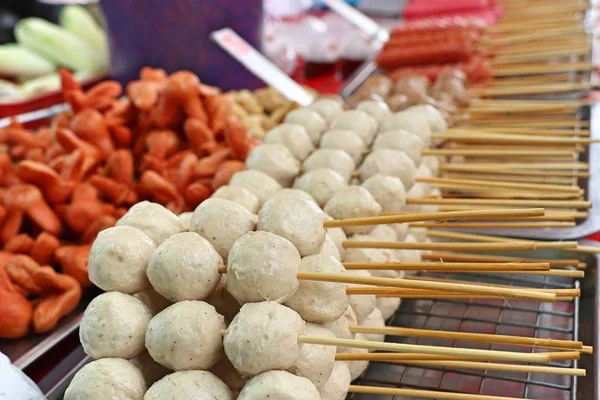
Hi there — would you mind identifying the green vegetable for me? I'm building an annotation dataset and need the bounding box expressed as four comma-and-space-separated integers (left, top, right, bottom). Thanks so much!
19, 70, 95, 97
59, 5, 108, 59
0, 44, 55, 79
14, 18, 108, 73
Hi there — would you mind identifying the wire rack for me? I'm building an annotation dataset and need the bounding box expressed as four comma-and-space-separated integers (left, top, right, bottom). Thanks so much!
349, 272, 584, 400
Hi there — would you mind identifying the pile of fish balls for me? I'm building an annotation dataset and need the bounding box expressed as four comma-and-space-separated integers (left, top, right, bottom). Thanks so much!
65, 98, 448, 399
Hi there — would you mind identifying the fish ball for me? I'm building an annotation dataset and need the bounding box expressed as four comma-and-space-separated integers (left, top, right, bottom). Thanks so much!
227, 231, 300, 304
324, 186, 381, 235
258, 197, 326, 257
88, 225, 155, 293
264, 123, 315, 161
293, 168, 348, 207
229, 170, 282, 206
373, 129, 424, 166
190, 198, 257, 262
303, 149, 356, 182
211, 185, 260, 214
361, 174, 407, 213
269, 188, 317, 204
403, 104, 448, 133
320, 130, 366, 164
320, 234, 341, 261
318, 362, 351, 400
285, 254, 349, 323
144, 371, 231, 400
355, 100, 391, 123
117, 201, 185, 245
345, 234, 397, 279
80, 292, 152, 359
379, 111, 432, 147
323, 305, 357, 352
422, 155, 440, 176
359, 149, 417, 190
359, 308, 385, 343
346, 269, 377, 323
308, 98, 345, 123
146, 232, 222, 302
245, 144, 300, 187
284, 108, 327, 145
377, 297, 401, 320
238, 371, 320, 400
224, 301, 305, 376
330, 110, 378, 146
64, 358, 146, 400
288, 323, 336, 388
145, 301, 225, 371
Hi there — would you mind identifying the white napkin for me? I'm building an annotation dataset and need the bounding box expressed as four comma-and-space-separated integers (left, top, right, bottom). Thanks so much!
0, 352, 46, 400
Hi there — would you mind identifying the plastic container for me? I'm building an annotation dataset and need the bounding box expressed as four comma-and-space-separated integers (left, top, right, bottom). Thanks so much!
99, 0, 264, 91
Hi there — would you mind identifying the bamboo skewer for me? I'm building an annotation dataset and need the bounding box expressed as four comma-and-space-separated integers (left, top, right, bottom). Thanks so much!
349, 384, 534, 400
348, 285, 579, 298
348, 326, 585, 351
323, 208, 545, 228
416, 177, 582, 193
406, 198, 592, 209
342, 262, 550, 272
441, 162, 589, 170
422, 251, 584, 268
434, 131, 598, 145
342, 241, 541, 252
443, 173, 578, 185
433, 205, 588, 219
422, 148, 577, 157
336, 350, 580, 362
298, 272, 557, 302
297, 336, 554, 363
490, 48, 590, 65
409, 221, 576, 229
424, 230, 579, 251
441, 166, 589, 179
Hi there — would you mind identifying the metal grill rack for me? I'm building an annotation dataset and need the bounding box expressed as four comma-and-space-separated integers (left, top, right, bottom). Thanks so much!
350, 257, 598, 400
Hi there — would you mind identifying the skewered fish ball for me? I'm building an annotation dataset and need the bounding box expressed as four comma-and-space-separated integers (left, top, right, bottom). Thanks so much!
396, 233, 422, 263
145, 301, 225, 371
303, 148, 356, 182
257, 197, 327, 257
284, 254, 349, 323
324, 186, 381, 235
129, 351, 171, 387
178, 212, 193, 230
373, 129, 424, 166
391, 222, 409, 241
64, 358, 146, 400
359, 308, 385, 343
245, 144, 301, 187
224, 301, 305, 376
293, 168, 348, 207
422, 155, 440, 176
355, 99, 391, 123
379, 111, 432, 147
369, 225, 398, 242
346, 269, 377, 323
190, 198, 258, 262
330, 110, 378, 146
80, 292, 152, 359
318, 361, 352, 400
359, 149, 417, 190
88, 225, 155, 293
146, 232, 222, 302
229, 170, 282, 206
320, 130, 367, 164
345, 234, 397, 279
377, 296, 401, 320
117, 201, 185, 245
325, 221, 348, 260
361, 174, 407, 213
237, 371, 320, 400
345, 333, 370, 380
323, 305, 358, 351
308, 98, 345, 123
205, 275, 240, 322
270, 188, 317, 204
144, 371, 232, 400
284, 108, 328, 145
264, 123, 315, 161
320, 234, 341, 261
404, 183, 430, 212
288, 323, 336, 388
134, 286, 172, 316
211, 185, 260, 214
227, 231, 301, 304
403, 104, 448, 133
